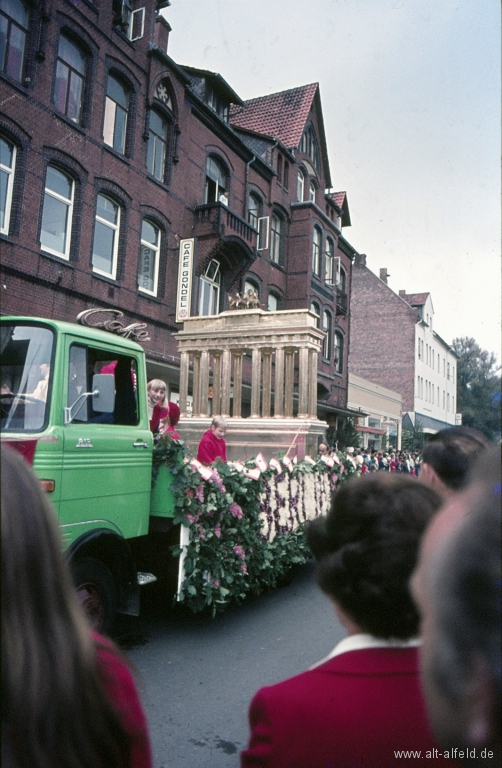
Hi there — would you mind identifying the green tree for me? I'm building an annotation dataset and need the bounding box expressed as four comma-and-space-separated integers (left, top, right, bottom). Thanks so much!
452, 337, 501, 442
326, 417, 361, 451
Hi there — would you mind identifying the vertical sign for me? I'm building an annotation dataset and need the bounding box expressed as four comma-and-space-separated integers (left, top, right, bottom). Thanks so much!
176, 238, 194, 323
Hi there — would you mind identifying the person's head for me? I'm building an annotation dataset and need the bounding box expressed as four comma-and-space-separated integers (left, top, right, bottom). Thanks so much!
1, 446, 132, 767
318, 442, 329, 455
307, 473, 442, 639
147, 378, 167, 405
420, 426, 489, 497
412, 448, 501, 765
211, 415, 227, 440
39, 362, 50, 378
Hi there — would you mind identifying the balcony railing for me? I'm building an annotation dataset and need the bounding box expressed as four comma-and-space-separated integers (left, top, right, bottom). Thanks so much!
336, 288, 348, 315
194, 202, 257, 246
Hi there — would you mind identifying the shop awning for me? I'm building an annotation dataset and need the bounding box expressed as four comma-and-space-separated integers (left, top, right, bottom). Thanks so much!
356, 426, 385, 434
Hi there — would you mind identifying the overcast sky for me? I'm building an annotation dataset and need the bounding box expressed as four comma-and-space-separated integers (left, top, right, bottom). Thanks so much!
163, 0, 501, 360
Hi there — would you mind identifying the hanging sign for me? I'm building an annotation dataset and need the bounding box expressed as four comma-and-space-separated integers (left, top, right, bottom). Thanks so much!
176, 238, 194, 323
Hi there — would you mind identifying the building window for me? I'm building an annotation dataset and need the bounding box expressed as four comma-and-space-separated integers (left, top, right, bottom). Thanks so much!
309, 181, 316, 203
267, 292, 280, 311
205, 85, 229, 122
297, 169, 305, 202
205, 156, 228, 204
277, 153, 282, 183
113, 0, 132, 34
0, 135, 16, 235
138, 219, 160, 295
311, 301, 320, 327
325, 237, 335, 284
312, 225, 322, 277
247, 192, 262, 229
299, 125, 321, 173
283, 162, 289, 190
447, 362, 450, 380
199, 259, 220, 316
244, 278, 259, 300
334, 331, 344, 373
270, 212, 284, 265
322, 310, 332, 360
40, 165, 74, 259
103, 74, 129, 154
0, 0, 28, 83
147, 110, 168, 181
54, 34, 85, 124
92, 194, 120, 279
417, 375, 420, 398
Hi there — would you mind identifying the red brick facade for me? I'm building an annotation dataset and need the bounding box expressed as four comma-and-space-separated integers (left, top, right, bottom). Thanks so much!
1, 0, 356, 419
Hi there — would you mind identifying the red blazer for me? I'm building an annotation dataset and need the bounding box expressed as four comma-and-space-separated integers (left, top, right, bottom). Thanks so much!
196, 429, 227, 464
241, 646, 458, 768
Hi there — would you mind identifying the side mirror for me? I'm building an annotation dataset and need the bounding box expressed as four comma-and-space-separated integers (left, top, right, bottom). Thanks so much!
91, 374, 115, 413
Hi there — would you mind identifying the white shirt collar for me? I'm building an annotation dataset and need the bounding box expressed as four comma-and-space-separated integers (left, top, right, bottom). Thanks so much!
310, 633, 420, 669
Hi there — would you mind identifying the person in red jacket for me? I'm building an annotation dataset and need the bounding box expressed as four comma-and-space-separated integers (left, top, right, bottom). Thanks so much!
241, 474, 459, 768
196, 415, 227, 464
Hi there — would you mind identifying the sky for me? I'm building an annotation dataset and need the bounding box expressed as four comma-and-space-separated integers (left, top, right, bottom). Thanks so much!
162, 0, 501, 361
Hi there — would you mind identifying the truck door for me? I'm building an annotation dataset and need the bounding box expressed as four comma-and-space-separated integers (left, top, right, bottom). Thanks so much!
60, 341, 152, 544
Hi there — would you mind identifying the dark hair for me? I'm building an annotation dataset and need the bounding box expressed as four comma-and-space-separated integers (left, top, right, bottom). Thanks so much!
1, 446, 132, 768
430, 448, 501, 709
307, 474, 442, 639
421, 426, 489, 491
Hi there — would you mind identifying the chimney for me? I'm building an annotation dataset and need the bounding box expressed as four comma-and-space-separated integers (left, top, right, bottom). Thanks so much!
399, 290, 406, 297
355, 253, 367, 267
154, 15, 171, 53
380, 268, 390, 284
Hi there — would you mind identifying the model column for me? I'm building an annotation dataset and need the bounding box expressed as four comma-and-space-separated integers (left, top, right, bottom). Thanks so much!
179, 351, 190, 417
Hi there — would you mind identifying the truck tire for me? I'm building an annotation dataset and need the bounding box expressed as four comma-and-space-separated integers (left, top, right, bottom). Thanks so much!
72, 557, 117, 636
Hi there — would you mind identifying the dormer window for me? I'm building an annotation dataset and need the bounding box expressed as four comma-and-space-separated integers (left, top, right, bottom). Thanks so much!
205, 85, 229, 122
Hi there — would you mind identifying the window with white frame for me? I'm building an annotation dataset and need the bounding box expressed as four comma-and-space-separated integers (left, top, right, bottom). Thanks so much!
103, 74, 129, 154
312, 225, 322, 277
267, 293, 280, 312
322, 310, 332, 359
199, 259, 220, 316
0, 0, 28, 83
297, 169, 305, 202
270, 212, 283, 265
334, 331, 344, 373
310, 301, 320, 327
205, 156, 228, 204
247, 192, 262, 229
54, 34, 85, 124
138, 219, 160, 295
40, 165, 74, 259
325, 237, 334, 284
92, 194, 120, 278
309, 181, 316, 203
0, 135, 16, 234
299, 125, 321, 173
147, 110, 168, 181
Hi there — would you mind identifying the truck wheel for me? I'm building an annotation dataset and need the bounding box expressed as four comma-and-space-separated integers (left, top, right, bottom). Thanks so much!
72, 558, 117, 635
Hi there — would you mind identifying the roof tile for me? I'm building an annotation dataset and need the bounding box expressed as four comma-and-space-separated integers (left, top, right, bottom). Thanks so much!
230, 83, 319, 148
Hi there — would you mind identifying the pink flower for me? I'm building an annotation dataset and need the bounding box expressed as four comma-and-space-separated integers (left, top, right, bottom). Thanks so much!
229, 502, 243, 519
214, 524, 221, 538
186, 514, 195, 524
213, 579, 220, 589
196, 484, 205, 502
241, 563, 248, 574
233, 545, 245, 559
210, 470, 227, 493
186, 488, 194, 498
199, 529, 206, 540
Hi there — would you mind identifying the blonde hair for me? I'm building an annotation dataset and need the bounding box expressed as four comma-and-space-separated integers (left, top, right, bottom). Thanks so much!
147, 378, 167, 393
211, 415, 227, 429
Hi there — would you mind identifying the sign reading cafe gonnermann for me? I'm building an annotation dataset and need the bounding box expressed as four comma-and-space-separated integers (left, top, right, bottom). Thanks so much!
176, 238, 194, 323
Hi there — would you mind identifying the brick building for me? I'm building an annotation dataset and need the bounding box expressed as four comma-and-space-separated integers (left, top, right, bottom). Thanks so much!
1, 0, 358, 424
349, 256, 457, 434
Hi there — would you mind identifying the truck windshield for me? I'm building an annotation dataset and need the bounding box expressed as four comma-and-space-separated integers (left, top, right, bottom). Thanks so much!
1, 324, 55, 432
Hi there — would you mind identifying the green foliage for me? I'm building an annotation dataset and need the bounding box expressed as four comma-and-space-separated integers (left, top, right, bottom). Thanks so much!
402, 417, 425, 451
153, 439, 357, 615
452, 337, 501, 442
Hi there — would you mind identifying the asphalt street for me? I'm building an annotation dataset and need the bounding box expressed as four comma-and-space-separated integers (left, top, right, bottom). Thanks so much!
115, 561, 346, 768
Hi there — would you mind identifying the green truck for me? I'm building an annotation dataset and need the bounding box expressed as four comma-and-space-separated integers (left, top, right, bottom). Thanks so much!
1, 316, 179, 633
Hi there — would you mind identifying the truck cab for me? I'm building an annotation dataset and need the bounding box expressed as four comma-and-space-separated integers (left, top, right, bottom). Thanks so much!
1, 317, 163, 633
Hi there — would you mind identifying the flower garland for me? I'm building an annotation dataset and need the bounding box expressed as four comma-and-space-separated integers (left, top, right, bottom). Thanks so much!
153, 435, 358, 615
